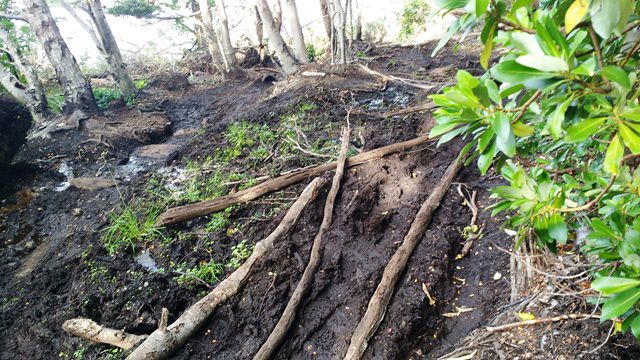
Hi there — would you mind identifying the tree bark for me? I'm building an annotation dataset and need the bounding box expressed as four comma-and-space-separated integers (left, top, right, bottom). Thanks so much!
126, 178, 327, 360
155, 134, 434, 226
256, 0, 299, 74
282, 0, 308, 63
22, 0, 97, 114
272, 0, 282, 31
84, 0, 137, 97
0, 27, 50, 122
197, 0, 225, 74
330, 0, 348, 65
215, 0, 237, 72
318, 0, 332, 40
252, 5, 266, 63
354, 0, 362, 41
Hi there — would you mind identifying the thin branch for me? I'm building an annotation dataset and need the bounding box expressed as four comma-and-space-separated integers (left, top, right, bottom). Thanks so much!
589, 26, 605, 69
621, 35, 640, 67
0, 12, 28, 22
557, 175, 616, 213
511, 90, 541, 124
486, 313, 601, 332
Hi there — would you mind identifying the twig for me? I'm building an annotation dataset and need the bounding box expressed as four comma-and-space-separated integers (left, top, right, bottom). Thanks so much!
511, 90, 541, 124
356, 63, 439, 91
622, 35, 640, 67
557, 175, 616, 213
589, 26, 605, 69
254, 126, 351, 360
486, 313, 601, 332
456, 184, 480, 258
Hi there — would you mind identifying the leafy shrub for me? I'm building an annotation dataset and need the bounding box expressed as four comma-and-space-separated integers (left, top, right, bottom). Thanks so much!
431, 0, 640, 336
93, 87, 122, 110
108, 0, 159, 17
398, 0, 431, 40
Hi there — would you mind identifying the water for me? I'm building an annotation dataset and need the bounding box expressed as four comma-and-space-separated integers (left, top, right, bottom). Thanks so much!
135, 250, 161, 273
54, 162, 73, 192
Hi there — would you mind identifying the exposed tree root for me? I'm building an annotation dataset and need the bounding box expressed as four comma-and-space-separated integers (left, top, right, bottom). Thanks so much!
486, 313, 601, 332
125, 177, 328, 360
343, 156, 463, 360
253, 126, 351, 360
62, 318, 147, 350
155, 134, 433, 226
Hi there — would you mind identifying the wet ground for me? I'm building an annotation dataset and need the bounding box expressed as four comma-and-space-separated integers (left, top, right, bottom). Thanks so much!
1, 40, 638, 360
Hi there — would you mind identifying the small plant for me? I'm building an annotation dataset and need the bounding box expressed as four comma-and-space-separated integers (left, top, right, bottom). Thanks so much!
46, 91, 65, 114
227, 240, 253, 269
177, 259, 224, 285
206, 212, 230, 233
93, 87, 122, 110
102, 207, 163, 255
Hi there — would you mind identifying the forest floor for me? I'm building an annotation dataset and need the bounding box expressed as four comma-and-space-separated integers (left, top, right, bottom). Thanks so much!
1, 39, 639, 360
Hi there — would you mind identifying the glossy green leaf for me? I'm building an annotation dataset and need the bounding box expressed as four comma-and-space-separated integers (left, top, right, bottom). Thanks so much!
631, 313, 640, 337
435, 0, 470, 10
516, 54, 569, 72
491, 60, 556, 85
480, 23, 496, 69
457, 70, 479, 89
512, 122, 535, 137
619, 122, 640, 154
510, 32, 544, 55
478, 140, 496, 175
601, 287, 640, 321
475, 0, 489, 17
548, 213, 568, 243
565, 117, 607, 143
604, 134, 624, 175
485, 79, 501, 104
593, 277, 640, 295
548, 97, 572, 139
600, 66, 631, 89
493, 113, 516, 157
590, 0, 622, 39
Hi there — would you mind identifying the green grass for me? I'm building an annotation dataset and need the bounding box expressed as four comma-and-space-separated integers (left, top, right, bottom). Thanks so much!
102, 207, 163, 255
177, 259, 224, 285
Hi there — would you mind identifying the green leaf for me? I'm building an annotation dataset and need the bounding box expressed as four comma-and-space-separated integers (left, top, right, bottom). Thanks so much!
512, 122, 535, 137
548, 98, 572, 139
457, 70, 479, 89
485, 79, 501, 104
565, 0, 589, 33
601, 287, 640, 321
631, 313, 640, 337
491, 60, 556, 86
510, 32, 544, 55
510, 0, 534, 13
604, 134, 624, 175
548, 213, 568, 243
430, 122, 462, 138
432, 18, 461, 56
493, 113, 515, 157
480, 23, 496, 69
477, 140, 496, 175
593, 277, 640, 296
516, 55, 569, 72
435, 0, 470, 10
600, 66, 631, 89
475, 0, 489, 17
565, 117, 607, 143
590, 0, 622, 39
571, 57, 597, 76
619, 122, 640, 154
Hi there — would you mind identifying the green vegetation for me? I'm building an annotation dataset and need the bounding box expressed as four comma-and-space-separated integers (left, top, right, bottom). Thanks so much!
177, 259, 224, 285
108, 0, 159, 17
93, 87, 122, 110
398, 0, 431, 40
227, 240, 253, 269
431, 0, 640, 338
102, 206, 163, 255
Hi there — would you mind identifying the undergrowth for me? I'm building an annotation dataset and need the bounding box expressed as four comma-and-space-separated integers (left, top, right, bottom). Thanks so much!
102, 206, 163, 255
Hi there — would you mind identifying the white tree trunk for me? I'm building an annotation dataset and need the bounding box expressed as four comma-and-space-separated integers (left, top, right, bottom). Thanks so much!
256, 0, 299, 74
282, 0, 308, 63
272, 0, 282, 31
215, 0, 237, 72
252, 5, 266, 62
22, 0, 97, 114
330, 0, 348, 65
84, 0, 137, 97
197, 0, 226, 74
318, 0, 332, 40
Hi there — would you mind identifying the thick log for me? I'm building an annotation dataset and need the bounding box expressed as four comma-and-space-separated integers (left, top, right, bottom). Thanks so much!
62, 318, 147, 350
126, 177, 327, 360
156, 134, 432, 226
343, 156, 463, 360
254, 126, 350, 360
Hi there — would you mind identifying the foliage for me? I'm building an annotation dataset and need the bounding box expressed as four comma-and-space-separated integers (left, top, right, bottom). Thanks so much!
227, 240, 253, 269
430, 0, 640, 337
177, 259, 224, 285
93, 87, 122, 110
107, 0, 159, 17
398, 0, 431, 40
102, 206, 163, 255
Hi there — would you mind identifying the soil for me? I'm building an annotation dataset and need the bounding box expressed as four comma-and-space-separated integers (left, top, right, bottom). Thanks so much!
1, 38, 639, 360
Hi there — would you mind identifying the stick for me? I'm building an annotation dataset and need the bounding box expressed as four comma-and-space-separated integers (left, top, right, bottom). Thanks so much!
351, 102, 436, 118
253, 126, 351, 360
344, 156, 463, 360
356, 63, 439, 91
486, 314, 601, 332
62, 318, 147, 350
155, 134, 433, 226
126, 178, 328, 360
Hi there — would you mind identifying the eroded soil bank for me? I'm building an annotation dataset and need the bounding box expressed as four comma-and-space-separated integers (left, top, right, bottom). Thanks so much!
1, 40, 638, 360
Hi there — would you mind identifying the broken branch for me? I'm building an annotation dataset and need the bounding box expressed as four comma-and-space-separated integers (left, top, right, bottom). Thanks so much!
486, 313, 601, 332
253, 126, 350, 360
62, 318, 147, 350
126, 177, 328, 360
344, 156, 463, 360
155, 134, 434, 226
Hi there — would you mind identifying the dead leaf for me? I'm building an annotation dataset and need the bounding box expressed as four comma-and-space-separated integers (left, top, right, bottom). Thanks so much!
516, 312, 536, 321
422, 283, 436, 306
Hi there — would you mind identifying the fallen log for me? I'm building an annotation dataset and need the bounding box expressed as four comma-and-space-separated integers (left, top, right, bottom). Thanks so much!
62, 318, 147, 350
155, 134, 433, 227
254, 126, 350, 360
343, 156, 463, 360
126, 177, 328, 360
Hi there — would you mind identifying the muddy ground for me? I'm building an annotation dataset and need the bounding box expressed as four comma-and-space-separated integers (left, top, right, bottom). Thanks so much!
1, 40, 639, 360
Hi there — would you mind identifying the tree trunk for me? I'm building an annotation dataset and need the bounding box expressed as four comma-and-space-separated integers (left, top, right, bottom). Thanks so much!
252, 5, 266, 63
330, 0, 348, 65
215, 0, 237, 72
197, 0, 225, 74
319, 0, 332, 40
0, 27, 50, 122
256, 0, 299, 74
354, 0, 362, 41
22, 0, 97, 114
84, 0, 137, 97
282, 0, 308, 63
272, 0, 282, 31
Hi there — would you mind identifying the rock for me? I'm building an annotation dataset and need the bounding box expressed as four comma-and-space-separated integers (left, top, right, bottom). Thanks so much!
69, 177, 117, 191
133, 144, 180, 160
174, 128, 198, 137
72, 208, 83, 216
0, 96, 31, 170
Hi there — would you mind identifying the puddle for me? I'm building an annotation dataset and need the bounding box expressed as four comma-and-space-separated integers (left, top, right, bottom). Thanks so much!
54, 162, 73, 192
0, 188, 35, 214
135, 250, 161, 273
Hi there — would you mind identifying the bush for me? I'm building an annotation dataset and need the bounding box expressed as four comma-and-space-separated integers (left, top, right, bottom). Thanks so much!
431, 0, 640, 337
398, 0, 431, 40
93, 87, 122, 110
